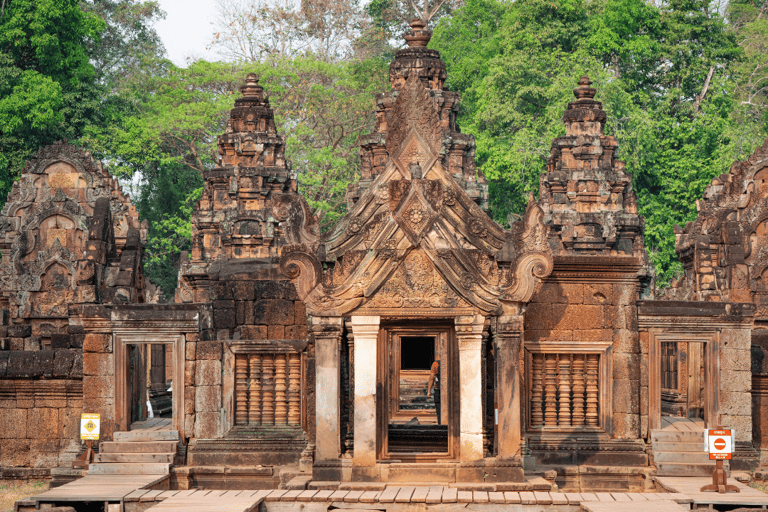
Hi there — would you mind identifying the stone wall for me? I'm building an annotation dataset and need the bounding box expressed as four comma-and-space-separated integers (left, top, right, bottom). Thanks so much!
0, 349, 82, 478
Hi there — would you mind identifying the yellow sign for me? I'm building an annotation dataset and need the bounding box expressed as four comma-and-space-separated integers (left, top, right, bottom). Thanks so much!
80, 413, 100, 440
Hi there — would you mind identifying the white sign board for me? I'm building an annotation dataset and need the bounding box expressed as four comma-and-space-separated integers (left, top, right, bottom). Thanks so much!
706, 429, 732, 460
80, 413, 100, 440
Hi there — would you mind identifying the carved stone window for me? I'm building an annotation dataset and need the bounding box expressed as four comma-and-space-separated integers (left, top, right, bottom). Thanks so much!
232, 346, 303, 428
525, 341, 612, 433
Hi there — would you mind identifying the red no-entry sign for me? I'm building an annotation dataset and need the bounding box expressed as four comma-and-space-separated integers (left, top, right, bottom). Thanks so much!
707, 429, 732, 460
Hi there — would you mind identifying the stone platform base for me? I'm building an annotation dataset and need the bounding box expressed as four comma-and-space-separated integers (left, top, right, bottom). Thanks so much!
170, 466, 282, 490
536, 465, 655, 492
313, 458, 525, 484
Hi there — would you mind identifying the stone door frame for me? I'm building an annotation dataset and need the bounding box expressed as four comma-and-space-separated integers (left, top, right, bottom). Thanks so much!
377, 324, 458, 460
114, 332, 185, 436
648, 330, 719, 431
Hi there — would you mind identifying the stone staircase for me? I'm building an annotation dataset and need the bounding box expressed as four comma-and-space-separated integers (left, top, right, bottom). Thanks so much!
651, 428, 727, 477
89, 429, 181, 475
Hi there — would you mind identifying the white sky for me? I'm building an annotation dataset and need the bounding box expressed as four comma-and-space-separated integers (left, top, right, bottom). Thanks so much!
155, 0, 219, 66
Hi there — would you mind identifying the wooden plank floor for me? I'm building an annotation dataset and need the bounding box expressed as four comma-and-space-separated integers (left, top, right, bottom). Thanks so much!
30, 474, 165, 502
581, 500, 688, 512
148, 491, 263, 512
131, 417, 173, 431
656, 476, 768, 508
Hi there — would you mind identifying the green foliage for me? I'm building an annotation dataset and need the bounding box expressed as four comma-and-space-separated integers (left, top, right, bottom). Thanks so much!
0, 0, 104, 199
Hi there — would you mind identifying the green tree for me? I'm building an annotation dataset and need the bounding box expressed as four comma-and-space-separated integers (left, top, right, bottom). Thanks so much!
0, 0, 105, 199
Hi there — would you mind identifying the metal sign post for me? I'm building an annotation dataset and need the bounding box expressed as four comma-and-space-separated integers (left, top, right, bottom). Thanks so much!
700, 427, 739, 493
72, 413, 100, 470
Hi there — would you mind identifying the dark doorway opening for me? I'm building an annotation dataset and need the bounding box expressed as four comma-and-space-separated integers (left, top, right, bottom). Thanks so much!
400, 336, 434, 370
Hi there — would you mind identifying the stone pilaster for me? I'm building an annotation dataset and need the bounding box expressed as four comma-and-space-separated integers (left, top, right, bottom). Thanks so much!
350, 316, 380, 467
456, 314, 485, 461
312, 316, 343, 461
494, 314, 524, 458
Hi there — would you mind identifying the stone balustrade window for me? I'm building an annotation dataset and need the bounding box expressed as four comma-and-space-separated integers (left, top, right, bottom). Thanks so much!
525, 342, 612, 433
234, 352, 302, 426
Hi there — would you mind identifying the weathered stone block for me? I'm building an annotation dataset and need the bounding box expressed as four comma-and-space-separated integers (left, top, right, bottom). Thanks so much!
579, 329, 612, 342
0, 351, 9, 378
0, 438, 30, 467
552, 304, 604, 331
213, 308, 236, 330
52, 350, 76, 378
525, 329, 573, 342
7, 324, 32, 338
0, 408, 27, 438
83, 352, 114, 377
233, 281, 255, 301
584, 284, 614, 305
185, 361, 196, 386
722, 347, 751, 371
719, 390, 751, 416
613, 353, 640, 381
210, 280, 233, 300
23, 336, 41, 351
51, 334, 71, 349
70, 334, 84, 349
59, 407, 80, 440
194, 411, 221, 439
82, 375, 113, 401
186, 341, 196, 360
721, 369, 751, 391
253, 300, 294, 325
524, 303, 555, 331
268, 325, 284, 339
612, 413, 640, 438
213, 299, 235, 310
27, 408, 60, 439
185, 413, 195, 436
10, 338, 23, 351
185, 387, 196, 415
285, 324, 307, 340
195, 385, 221, 412
83, 334, 111, 353
613, 379, 639, 413
613, 329, 639, 353
196, 341, 222, 360
720, 414, 752, 442
71, 352, 83, 378
196, 359, 222, 386
236, 325, 267, 339
30, 439, 60, 468
294, 301, 306, 324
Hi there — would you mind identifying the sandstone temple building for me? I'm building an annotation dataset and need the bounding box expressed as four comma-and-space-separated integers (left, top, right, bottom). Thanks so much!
1, 20, 767, 491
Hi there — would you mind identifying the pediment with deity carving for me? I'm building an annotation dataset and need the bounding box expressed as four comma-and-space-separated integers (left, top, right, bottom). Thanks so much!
281, 69, 553, 317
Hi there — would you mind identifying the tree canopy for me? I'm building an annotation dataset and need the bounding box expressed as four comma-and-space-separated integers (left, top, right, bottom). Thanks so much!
1, 0, 767, 296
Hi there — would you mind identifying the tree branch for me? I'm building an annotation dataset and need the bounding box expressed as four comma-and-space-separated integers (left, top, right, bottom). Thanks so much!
694, 65, 715, 114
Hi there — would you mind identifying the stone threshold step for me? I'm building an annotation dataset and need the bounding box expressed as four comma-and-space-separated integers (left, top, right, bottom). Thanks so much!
88, 463, 170, 475
100, 441, 178, 453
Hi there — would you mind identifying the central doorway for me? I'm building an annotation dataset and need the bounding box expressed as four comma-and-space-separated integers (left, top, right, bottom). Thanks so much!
660, 341, 706, 423
378, 325, 458, 459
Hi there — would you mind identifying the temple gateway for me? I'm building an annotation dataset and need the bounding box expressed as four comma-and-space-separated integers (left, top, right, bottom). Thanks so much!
1, 20, 767, 492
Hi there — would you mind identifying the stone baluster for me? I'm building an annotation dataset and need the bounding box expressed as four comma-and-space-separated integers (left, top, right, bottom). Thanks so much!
235, 355, 248, 425
544, 353, 558, 426
275, 354, 288, 424
287, 352, 301, 426
586, 354, 599, 427
262, 355, 275, 425
531, 353, 544, 427
558, 354, 571, 426
571, 355, 585, 427
249, 354, 262, 425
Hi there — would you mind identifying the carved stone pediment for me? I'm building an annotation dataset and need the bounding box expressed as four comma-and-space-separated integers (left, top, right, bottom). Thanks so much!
279, 42, 553, 317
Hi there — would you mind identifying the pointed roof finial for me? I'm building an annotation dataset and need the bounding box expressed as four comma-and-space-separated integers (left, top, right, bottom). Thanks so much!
405, 18, 432, 47
573, 75, 596, 101
241, 73, 263, 98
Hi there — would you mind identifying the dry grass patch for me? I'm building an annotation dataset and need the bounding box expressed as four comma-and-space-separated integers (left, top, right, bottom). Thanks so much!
749, 479, 768, 493
0, 481, 48, 512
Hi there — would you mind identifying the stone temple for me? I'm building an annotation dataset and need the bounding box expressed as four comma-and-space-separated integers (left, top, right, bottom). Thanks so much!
1, 19, 768, 494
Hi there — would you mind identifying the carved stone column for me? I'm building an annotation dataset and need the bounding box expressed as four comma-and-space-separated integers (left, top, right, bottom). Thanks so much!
494, 314, 523, 458
312, 316, 343, 461
456, 314, 485, 462
350, 316, 380, 467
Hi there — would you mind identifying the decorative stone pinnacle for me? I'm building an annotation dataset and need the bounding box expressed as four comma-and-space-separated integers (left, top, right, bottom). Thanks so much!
405, 18, 432, 48
573, 75, 596, 101
241, 73, 263, 97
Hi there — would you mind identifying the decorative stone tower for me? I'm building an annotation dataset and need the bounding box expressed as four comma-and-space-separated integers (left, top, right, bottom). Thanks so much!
539, 76, 644, 256
176, 74, 318, 304
351, 19, 488, 210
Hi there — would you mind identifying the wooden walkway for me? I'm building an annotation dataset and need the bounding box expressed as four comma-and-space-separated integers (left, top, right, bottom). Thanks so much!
657, 476, 768, 509
26, 474, 166, 503
122, 487, 695, 510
